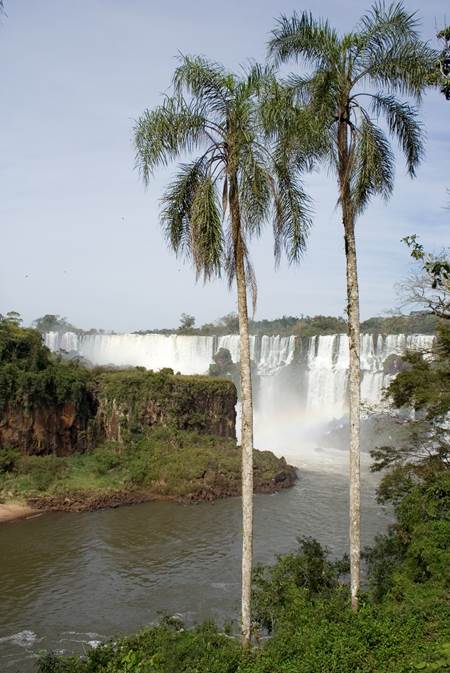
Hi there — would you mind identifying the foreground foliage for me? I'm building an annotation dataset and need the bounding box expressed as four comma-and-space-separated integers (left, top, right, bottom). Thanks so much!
371, 320, 450, 499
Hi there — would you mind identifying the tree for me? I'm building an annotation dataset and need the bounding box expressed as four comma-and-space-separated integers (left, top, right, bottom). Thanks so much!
218, 312, 239, 334
400, 236, 450, 319
269, 2, 436, 609
435, 26, 450, 100
208, 347, 238, 383
1, 310, 22, 326
178, 313, 196, 332
134, 55, 311, 645
33, 314, 75, 333
370, 318, 450, 512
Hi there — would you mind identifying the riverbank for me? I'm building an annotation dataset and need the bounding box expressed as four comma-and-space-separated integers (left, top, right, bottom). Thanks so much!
0, 429, 297, 517
0, 502, 36, 522
26, 466, 296, 512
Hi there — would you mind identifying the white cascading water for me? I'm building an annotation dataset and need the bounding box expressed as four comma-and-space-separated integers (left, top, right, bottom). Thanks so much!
45, 331, 434, 469
45, 332, 297, 377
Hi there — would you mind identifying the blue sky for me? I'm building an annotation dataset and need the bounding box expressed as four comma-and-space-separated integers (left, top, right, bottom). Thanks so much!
0, 0, 448, 331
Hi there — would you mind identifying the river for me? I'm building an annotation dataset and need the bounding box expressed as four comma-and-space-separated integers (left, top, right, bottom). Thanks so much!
0, 451, 391, 673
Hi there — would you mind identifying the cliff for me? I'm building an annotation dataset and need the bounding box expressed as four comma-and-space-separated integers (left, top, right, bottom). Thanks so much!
0, 370, 237, 456
0, 323, 237, 455
94, 369, 237, 445
0, 399, 96, 456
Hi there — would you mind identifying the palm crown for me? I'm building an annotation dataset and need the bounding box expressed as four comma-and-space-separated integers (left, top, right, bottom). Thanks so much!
134, 55, 313, 303
269, 1, 438, 215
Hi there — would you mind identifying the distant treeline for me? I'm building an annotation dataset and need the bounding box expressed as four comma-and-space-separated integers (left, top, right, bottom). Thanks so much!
14, 310, 438, 338
135, 312, 438, 336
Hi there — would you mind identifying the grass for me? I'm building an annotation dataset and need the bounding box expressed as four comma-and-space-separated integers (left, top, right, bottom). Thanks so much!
0, 429, 295, 505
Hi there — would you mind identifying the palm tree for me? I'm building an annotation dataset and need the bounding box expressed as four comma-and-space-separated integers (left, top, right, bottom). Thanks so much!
269, 2, 437, 610
134, 55, 312, 645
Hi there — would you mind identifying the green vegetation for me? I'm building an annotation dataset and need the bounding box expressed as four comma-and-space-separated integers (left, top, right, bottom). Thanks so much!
38, 622, 242, 673
371, 319, 450, 499
0, 321, 92, 411
388, 324, 450, 416
0, 318, 292, 505
33, 314, 79, 334
0, 429, 293, 504
361, 313, 437, 335
177, 313, 196, 333
116, 312, 438, 337
435, 26, 450, 100
26, 307, 439, 340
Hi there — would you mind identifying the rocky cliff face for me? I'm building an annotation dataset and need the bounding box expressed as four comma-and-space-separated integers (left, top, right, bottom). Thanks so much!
94, 369, 237, 446
0, 370, 237, 456
0, 398, 97, 456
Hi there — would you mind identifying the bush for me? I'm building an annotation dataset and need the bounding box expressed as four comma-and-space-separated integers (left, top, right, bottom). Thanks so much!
0, 447, 20, 473
252, 537, 349, 633
91, 447, 122, 476
17, 455, 68, 492
38, 621, 241, 673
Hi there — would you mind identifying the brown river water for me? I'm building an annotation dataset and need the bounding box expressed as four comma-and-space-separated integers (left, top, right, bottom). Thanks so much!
0, 457, 392, 673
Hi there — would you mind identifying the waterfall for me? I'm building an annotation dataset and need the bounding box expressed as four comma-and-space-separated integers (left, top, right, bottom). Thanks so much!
45, 330, 434, 430
44, 332, 297, 377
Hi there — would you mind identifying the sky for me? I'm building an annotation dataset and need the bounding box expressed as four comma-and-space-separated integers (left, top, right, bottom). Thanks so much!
0, 0, 448, 331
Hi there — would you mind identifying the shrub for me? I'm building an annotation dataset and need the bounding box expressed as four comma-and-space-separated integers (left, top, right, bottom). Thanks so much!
91, 447, 122, 476
252, 537, 349, 633
17, 455, 68, 492
0, 447, 20, 473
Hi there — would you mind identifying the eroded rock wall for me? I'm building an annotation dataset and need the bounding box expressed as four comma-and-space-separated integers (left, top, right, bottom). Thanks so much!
0, 370, 237, 455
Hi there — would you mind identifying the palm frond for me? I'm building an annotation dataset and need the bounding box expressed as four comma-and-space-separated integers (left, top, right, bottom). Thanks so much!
238, 62, 276, 99
160, 160, 206, 257
272, 161, 312, 265
134, 97, 209, 183
370, 94, 424, 176
173, 54, 231, 117
356, 1, 421, 50
351, 116, 394, 213
268, 11, 339, 68
286, 69, 339, 119
245, 257, 258, 316
189, 174, 223, 281
160, 158, 225, 283
259, 76, 330, 169
356, 40, 438, 100
239, 149, 272, 236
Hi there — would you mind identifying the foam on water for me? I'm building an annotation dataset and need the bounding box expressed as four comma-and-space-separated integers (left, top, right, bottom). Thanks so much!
0, 630, 38, 647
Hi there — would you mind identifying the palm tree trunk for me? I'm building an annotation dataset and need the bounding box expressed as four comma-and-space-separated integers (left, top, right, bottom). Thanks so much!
338, 117, 361, 611
230, 171, 254, 648
343, 212, 361, 611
